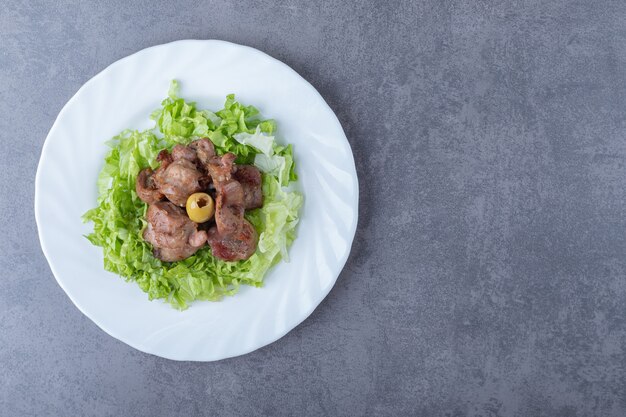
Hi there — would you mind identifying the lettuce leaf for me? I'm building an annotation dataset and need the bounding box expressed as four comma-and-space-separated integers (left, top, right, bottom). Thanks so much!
83, 81, 302, 309
233, 126, 275, 156
233, 126, 297, 186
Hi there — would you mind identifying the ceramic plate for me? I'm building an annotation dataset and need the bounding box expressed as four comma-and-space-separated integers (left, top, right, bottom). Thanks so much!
35, 40, 358, 361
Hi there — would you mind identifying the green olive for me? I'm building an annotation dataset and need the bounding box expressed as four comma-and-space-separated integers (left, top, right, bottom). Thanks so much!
186, 192, 215, 223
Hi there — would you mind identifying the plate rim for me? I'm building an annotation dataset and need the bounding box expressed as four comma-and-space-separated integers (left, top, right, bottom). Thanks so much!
34, 39, 359, 361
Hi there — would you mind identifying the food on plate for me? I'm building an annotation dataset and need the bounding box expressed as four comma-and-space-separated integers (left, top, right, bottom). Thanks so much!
83, 81, 303, 309
135, 137, 262, 263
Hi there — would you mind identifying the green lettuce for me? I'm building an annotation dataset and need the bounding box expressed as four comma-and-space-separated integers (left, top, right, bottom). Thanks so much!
233, 126, 296, 186
83, 81, 302, 309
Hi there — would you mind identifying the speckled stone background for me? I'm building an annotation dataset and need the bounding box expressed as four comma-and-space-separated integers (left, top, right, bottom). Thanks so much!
2, 0, 626, 416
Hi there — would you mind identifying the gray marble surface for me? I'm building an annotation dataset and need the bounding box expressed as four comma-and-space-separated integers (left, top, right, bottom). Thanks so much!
2, 0, 626, 416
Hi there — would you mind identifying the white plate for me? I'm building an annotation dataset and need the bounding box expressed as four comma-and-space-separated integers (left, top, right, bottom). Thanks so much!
35, 40, 358, 361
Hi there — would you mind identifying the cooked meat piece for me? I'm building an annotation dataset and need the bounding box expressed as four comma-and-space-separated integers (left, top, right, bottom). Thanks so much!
135, 149, 172, 204
136, 168, 164, 204
189, 138, 216, 166
233, 165, 263, 209
143, 201, 207, 262
207, 152, 236, 184
156, 149, 173, 166
150, 149, 174, 190
207, 153, 244, 234
136, 149, 175, 204
144, 201, 196, 248
171, 144, 197, 162
154, 159, 204, 206
207, 219, 258, 262
171, 140, 214, 184
204, 152, 258, 261
214, 180, 245, 234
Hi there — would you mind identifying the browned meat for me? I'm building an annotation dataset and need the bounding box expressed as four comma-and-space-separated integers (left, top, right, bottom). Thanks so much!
207, 219, 258, 262
204, 153, 258, 261
148, 149, 174, 191
233, 165, 263, 209
153, 159, 204, 206
207, 152, 236, 183
138, 142, 213, 208
207, 153, 242, 233
189, 138, 216, 166
156, 149, 173, 166
136, 149, 174, 204
143, 201, 207, 262
214, 180, 244, 234
139, 142, 260, 263
171, 144, 197, 162
136, 168, 164, 204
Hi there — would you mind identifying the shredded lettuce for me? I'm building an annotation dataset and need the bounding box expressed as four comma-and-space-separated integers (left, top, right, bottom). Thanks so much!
83, 81, 302, 309
233, 126, 275, 156
233, 126, 296, 186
